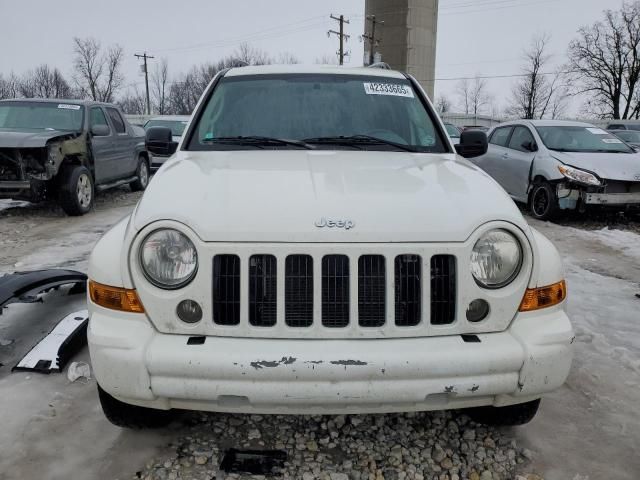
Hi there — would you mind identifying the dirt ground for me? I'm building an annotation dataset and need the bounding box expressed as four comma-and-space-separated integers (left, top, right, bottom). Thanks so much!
0, 190, 638, 480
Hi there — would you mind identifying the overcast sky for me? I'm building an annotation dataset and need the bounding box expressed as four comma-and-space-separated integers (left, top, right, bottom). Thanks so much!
0, 0, 625, 116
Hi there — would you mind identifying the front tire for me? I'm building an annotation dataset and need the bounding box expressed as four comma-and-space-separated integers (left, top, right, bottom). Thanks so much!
529, 181, 559, 220
97, 384, 172, 429
58, 165, 94, 216
130, 156, 150, 192
467, 398, 541, 426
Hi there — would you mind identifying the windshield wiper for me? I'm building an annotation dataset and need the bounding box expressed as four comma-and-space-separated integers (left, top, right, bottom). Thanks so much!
201, 136, 313, 150
303, 135, 419, 152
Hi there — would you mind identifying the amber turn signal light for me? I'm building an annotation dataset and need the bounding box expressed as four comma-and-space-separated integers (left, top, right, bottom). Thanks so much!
519, 280, 566, 312
89, 280, 145, 313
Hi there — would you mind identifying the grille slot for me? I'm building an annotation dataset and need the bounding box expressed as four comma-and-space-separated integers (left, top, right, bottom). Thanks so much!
212, 255, 241, 325
249, 255, 277, 327
430, 255, 456, 325
285, 255, 314, 327
395, 255, 422, 326
322, 255, 350, 328
358, 255, 386, 327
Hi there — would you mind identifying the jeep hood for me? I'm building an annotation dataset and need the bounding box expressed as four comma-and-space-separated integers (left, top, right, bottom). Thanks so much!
0, 128, 79, 148
133, 151, 528, 242
551, 151, 640, 181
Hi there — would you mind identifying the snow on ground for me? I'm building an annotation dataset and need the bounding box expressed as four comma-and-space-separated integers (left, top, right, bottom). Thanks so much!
0, 199, 31, 212
0, 197, 638, 479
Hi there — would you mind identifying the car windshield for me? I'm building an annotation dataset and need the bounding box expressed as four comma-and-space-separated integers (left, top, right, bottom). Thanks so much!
445, 124, 460, 136
188, 73, 447, 152
611, 130, 640, 143
145, 119, 189, 137
535, 126, 633, 153
0, 101, 84, 131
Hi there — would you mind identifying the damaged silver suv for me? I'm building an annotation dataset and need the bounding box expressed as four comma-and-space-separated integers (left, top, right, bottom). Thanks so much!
0, 99, 150, 215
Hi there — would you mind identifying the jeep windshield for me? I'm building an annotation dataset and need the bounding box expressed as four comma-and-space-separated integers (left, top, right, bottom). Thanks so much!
188, 73, 448, 153
0, 101, 84, 131
536, 126, 633, 154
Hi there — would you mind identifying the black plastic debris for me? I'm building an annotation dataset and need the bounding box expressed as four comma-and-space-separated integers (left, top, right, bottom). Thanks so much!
0, 269, 87, 315
219, 449, 287, 476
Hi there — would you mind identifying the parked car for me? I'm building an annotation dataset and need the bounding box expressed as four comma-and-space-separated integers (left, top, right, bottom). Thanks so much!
443, 122, 461, 144
87, 65, 573, 429
0, 99, 150, 215
144, 115, 190, 170
608, 129, 640, 148
473, 120, 640, 220
606, 121, 640, 131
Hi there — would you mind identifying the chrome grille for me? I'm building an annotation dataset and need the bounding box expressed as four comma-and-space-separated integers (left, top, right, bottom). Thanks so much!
321, 255, 350, 328
212, 255, 241, 325
358, 255, 386, 327
249, 255, 277, 327
430, 255, 456, 325
394, 254, 422, 327
285, 255, 313, 327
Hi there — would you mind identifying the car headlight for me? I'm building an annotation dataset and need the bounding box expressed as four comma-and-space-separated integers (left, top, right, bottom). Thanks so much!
471, 229, 522, 289
140, 229, 198, 289
557, 165, 601, 186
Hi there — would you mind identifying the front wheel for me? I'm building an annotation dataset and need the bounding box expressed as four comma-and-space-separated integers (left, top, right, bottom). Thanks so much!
467, 398, 541, 426
529, 181, 559, 220
58, 165, 94, 216
130, 156, 150, 192
98, 384, 172, 429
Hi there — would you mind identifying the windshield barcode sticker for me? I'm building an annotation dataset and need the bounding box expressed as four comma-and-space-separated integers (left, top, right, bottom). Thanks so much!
602, 138, 623, 144
363, 82, 414, 98
587, 127, 608, 135
58, 104, 81, 110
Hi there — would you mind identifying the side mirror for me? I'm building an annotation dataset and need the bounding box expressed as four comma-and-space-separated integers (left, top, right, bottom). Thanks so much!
145, 126, 178, 156
455, 130, 488, 158
91, 124, 110, 137
522, 140, 538, 152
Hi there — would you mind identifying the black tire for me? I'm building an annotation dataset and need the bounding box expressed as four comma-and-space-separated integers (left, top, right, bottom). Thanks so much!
130, 156, 150, 192
467, 398, 541, 426
57, 164, 94, 216
529, 181, 559, 220
97, 384, 172, 429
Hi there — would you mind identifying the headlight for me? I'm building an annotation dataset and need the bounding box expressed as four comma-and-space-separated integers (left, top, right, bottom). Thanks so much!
140, 229, 198, 289
471, 229, 522, 288
557, 165, 601, 186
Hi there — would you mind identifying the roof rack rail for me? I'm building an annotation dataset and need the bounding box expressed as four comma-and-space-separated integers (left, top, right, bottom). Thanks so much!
367, 62, 391, 70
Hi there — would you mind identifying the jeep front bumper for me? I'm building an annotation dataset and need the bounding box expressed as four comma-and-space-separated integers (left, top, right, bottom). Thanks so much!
88, 304, 573, 414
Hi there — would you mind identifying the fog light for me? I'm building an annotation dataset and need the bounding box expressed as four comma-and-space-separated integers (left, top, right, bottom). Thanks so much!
176, 299, 202, 323
466, 299, 489, 323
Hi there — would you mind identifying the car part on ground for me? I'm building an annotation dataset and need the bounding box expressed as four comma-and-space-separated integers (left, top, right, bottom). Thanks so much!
0, 99, 149, 215
219, 448, 287, 476
13, 310, 88, 373
0, 269, 87, 314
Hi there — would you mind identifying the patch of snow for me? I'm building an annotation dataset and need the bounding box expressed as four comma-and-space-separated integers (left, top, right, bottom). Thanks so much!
0, 199, 31, 212
567, 226, 640, 261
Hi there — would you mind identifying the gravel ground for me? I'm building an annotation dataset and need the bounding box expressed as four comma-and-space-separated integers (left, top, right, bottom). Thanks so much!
131, 411, 537, 480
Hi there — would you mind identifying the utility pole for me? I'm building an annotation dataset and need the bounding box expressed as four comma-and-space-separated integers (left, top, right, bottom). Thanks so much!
362, 15, 384, 65
328, 14, 350, 65
134, 52, 154, 115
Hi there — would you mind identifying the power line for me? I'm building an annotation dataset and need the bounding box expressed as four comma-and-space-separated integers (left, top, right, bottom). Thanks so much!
432, 70, 576, 82
362, 15, 384, 66
134, 52, 154, 115
328, 14, 350, 65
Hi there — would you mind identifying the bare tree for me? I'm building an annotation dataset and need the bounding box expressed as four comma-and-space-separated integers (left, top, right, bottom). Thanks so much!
456, 79, 471, 115
19, 65, 73, 99
0, 73, 21, 99
506, 34, 559, 119
73, 37, 124, 102
315, 54, 339, 65
118, 86, 146, 114
277, 52, 300, 64
234, 43, 272, 66
567, 2, 640, 119
151, 58, 170, 115
435, 95, 452, 114
470, 77, 490, 116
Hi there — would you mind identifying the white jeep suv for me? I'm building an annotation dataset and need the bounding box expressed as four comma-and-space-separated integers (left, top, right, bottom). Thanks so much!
87, 65, 573, 428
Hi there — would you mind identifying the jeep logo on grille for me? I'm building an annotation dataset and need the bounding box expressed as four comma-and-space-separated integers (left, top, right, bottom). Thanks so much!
315, 217, 355, 230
